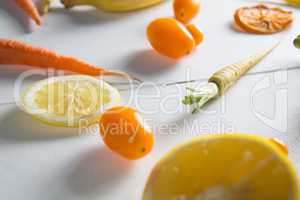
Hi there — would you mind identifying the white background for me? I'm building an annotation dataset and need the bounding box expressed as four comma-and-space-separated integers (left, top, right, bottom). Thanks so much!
0, 0, 300, 199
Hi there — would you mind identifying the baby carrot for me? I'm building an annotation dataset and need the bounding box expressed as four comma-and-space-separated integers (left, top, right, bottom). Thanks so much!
0, 39, 139, 81
16, 0, 42, 26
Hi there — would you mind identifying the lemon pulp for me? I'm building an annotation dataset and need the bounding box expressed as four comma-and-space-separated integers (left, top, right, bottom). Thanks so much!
21, 75, 120, 127
143, 134, 299, 200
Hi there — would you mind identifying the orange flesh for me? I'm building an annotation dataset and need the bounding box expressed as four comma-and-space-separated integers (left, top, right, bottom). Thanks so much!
186, 24, 204, 45
99, 106, 154, 160
173, 0, 200, 23
147, 18, 195, 59
234, 4, 293, 34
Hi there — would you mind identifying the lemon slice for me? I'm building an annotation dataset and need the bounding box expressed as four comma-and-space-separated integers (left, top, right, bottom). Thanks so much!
143, 134, 300, 200
21, 75, 120, 127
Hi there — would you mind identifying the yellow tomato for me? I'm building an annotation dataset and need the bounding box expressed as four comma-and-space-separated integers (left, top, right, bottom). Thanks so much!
147, 18, 195, 59
99, 106, 154, 160
186, 24, 204, 45
173, 0, 200, 23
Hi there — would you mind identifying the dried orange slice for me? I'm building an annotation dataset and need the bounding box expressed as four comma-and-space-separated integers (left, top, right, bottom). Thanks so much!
234, 4, 293, 34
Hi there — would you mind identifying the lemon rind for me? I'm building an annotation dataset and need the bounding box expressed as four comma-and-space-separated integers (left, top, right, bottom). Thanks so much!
21, 75, 121, 127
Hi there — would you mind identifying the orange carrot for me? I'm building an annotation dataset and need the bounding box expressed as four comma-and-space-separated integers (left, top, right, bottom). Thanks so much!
16, 0, 42, 26
0, 39, 138, 80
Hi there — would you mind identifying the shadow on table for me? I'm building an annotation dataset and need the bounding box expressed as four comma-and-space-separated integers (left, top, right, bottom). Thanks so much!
156, 96, 221, 141
0, 0, 32, 33
65, 146, 132, 196
0, 64, 46, 80
228, 21, 292, 35
0, 108, 79, 142
50, 7, 135, 26
228, 22, 248, 35
126, 50, 177, 76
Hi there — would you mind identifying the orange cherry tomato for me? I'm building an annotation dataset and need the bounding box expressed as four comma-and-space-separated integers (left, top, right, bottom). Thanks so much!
186, 24, 204, 45
270, 138, 289, 155
147, 18, 195, 59
173, 0, 200, 23
99, 106, 154, 160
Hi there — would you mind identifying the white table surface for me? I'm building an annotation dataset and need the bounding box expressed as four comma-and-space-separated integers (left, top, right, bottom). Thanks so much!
1, 0, 300, 199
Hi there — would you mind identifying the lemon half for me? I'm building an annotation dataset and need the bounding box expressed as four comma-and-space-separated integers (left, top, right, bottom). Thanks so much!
285, 0, 300, 6
21, 75, 120, 127
143, 134, 300, 200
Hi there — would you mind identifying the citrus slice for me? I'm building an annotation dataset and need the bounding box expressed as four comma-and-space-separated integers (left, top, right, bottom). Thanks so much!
234, 4, 293, 34
21, 75, 120, 127
143, 134, 299, 200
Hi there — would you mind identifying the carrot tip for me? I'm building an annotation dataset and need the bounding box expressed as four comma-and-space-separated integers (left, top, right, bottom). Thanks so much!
16, 0, 43, 26
106, 70, 143, 83
35, 19, 43, 26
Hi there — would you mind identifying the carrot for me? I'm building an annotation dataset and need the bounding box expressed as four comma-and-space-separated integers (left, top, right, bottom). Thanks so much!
183, 43, 279, 113
0, 39, 139, 81
16, 0, 42, 26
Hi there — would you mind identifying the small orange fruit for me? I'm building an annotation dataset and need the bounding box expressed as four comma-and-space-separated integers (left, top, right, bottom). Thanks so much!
234, 4, 293, 34
147, 18, 195, 59
99, 106, 154, 160
173, 0, 200, 23
270, 138, 289, 155
186, 24, 204, 45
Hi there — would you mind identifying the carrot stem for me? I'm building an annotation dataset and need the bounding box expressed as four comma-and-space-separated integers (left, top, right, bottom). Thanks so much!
40, 0, 55, 15
61, 0, 93, 8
